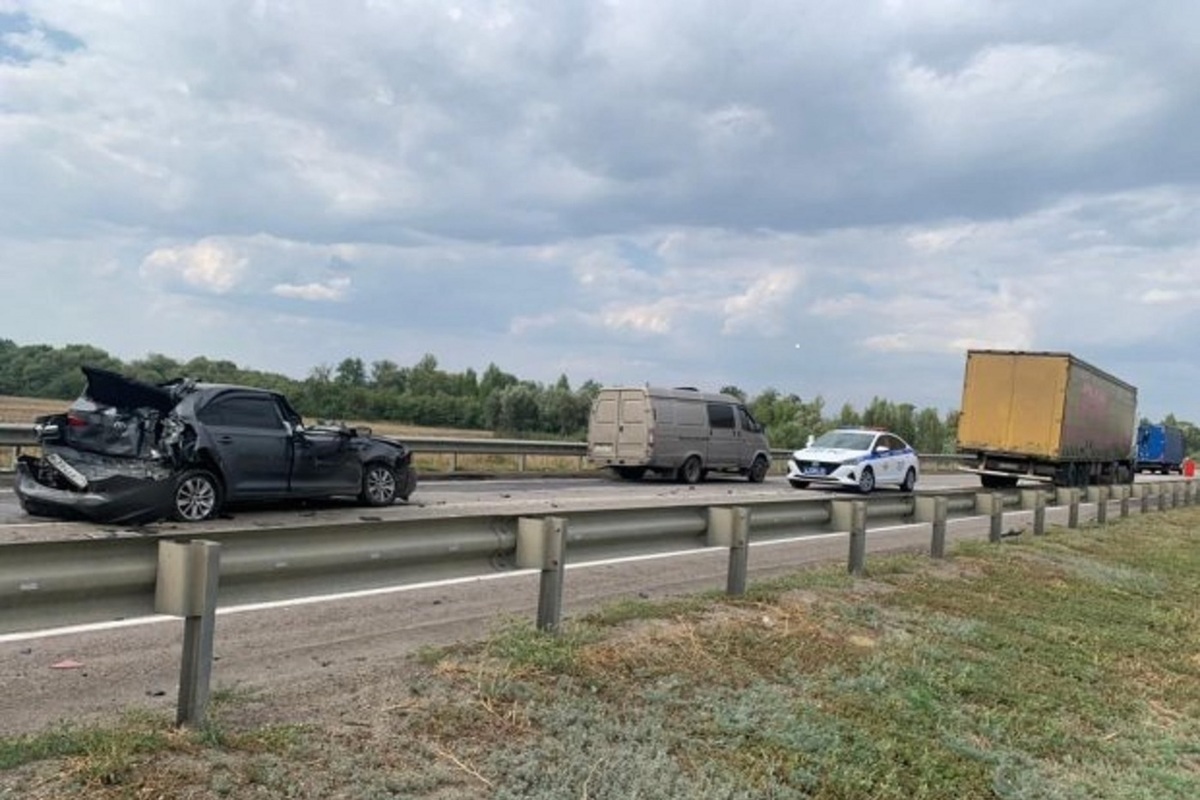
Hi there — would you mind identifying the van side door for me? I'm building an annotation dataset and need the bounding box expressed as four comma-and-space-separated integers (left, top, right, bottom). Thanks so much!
705, 402, 739, 468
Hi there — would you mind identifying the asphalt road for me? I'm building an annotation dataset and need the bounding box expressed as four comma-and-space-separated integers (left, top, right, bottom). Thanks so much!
0, 471, 983, 542
0, 472, 1182, 736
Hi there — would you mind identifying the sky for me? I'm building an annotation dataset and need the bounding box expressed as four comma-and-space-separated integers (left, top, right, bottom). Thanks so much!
2, 1, 1199, 422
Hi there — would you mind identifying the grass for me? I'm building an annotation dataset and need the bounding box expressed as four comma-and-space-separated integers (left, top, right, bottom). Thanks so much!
3, 511, 1200, 798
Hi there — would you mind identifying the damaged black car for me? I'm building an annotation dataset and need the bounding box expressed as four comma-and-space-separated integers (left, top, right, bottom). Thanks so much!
15, 366, 418, 525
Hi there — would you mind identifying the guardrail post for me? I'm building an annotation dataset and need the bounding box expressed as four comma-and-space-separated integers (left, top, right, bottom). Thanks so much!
708, 506, 750, 595
914, 495, 948, 559
1135, 485, 1149, 515
155, 540, 221, 728
1021, 489, 1046, 535
1158, 485, 1169, 512
1056, 488, 1080, 528
517, 517, 568, 633
1172, 482, 1184, 508
1087, 486, 1108, 526
845, 501, 867, 576
450, 452, 459, 472
975, 493, 1004, 542
1118, 485, 1130, 518
1187, 481, 1196, 506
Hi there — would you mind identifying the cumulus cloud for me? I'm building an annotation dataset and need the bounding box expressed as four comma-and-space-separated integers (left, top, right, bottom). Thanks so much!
139, 240, 247, 294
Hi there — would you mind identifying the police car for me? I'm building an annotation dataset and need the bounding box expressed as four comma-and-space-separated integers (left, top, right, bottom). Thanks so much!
787, 428, 919, 493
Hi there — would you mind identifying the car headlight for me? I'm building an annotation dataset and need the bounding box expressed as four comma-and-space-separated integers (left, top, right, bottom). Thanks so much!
841, 455, 865, 466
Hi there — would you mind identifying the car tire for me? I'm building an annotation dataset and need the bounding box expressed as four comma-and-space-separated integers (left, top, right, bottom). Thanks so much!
677, 456, 703, 485
747, 456, 769, 483
171, 469, 222, 522
360, 462, 398, 506
900, 467, 917, 493
788, 479, 810, 489
857, 467, 876, 494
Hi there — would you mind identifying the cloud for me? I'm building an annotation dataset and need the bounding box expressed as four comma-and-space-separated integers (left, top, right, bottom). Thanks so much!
722, 270, 802, 335
139, 240, 247, 294
271, 276, 352, 302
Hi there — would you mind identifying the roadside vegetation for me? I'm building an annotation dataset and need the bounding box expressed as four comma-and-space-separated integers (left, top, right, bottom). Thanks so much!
2, 509, 1198, 798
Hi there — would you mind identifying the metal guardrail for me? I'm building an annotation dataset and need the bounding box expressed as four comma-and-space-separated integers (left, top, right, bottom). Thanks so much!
3, 481, 1193, 638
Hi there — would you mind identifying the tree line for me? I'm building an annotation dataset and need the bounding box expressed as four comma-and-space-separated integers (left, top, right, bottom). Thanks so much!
2, 339, 1196, 454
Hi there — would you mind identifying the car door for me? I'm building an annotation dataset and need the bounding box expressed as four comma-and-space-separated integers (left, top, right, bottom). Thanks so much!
876, 435, 905, 484
290, 426, 363, 496
196, 393, 292, 498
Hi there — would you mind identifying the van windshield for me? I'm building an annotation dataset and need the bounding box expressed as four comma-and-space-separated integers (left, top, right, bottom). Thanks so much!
811, 431, 875, 450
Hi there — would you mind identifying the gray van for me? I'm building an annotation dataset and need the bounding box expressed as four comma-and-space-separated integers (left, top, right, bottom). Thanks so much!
586, 387, 771, 483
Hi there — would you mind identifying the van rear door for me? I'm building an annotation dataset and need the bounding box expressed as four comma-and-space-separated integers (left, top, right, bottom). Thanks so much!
615, 390, 651, 461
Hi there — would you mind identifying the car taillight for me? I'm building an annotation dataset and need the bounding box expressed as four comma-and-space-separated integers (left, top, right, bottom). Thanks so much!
66, 413, 89, 427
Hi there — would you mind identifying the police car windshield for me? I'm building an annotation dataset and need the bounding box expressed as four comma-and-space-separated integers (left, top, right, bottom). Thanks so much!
811, 431, 875, 450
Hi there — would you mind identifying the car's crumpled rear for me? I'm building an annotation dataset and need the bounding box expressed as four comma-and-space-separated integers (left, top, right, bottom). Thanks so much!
15, 447, 177, 525
14, 367, 187, 525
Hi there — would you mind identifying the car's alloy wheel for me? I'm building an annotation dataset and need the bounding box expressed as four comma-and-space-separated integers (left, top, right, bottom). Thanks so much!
361, 462, 398, 506
900, 467, 917, 493
857, 467, 876, 494
172, 469, 221, 522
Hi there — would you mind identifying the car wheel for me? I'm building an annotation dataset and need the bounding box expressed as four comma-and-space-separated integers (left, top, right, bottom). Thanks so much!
171, 469, 222, 522
857, 467, 876, 494
788, 479, 810, 489
360, 462, 398, 507
900, 467, 917, 493
677, 456, 703, 485
747, 456, 769, 483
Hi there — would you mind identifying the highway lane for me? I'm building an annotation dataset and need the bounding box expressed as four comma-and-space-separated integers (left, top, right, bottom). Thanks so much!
0, 472, 988, 542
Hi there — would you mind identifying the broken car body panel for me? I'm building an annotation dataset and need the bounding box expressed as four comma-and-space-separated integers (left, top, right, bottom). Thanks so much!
15, 367, 418, 524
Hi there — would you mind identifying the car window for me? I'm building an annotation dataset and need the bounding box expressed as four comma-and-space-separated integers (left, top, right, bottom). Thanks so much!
812, 431, 875, 450
199, 396, 284, 430
706, 403, 736, 429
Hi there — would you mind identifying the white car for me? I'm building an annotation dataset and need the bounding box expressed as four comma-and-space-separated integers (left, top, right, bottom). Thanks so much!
787, 428, 919, 493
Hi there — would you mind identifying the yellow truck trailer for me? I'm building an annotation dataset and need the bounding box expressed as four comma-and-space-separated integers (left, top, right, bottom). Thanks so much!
955, 350, 1138, 488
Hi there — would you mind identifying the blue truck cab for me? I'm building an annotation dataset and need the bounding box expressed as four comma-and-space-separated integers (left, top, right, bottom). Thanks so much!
1135, 423, 1185, 474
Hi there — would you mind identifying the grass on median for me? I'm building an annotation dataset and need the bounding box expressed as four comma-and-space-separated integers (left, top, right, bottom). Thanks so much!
3, 510, 1199, 799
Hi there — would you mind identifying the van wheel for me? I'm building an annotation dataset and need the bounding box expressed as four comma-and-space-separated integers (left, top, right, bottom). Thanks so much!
747, 456, 769, 483
677, 456, 703, 485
